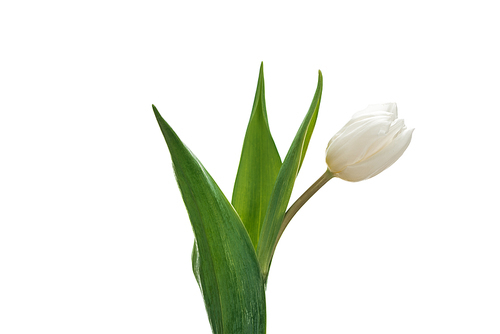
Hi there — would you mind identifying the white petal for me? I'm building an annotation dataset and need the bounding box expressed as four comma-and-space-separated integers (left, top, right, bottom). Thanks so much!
327, 113, 395, 149
326, 103, 397, 149
352, 103, 398, 120
336, 127, 414, 182
326, 117, 393, 171
362, 118, 406, 158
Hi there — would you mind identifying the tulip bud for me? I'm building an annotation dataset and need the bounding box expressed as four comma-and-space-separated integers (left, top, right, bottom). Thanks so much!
325, 103, 414, 182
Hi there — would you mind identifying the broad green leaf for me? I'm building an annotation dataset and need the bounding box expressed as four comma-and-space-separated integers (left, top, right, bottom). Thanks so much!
256, 71, 323, 282
232, 63, 282, 249
153, 106, 266, 334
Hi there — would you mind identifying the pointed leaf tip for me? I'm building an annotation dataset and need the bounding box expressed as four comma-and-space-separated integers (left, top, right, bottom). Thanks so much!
153, 106, 266, 333
232, 63, 281, 249
256, 71, 323, 281
152, 104, 160, 118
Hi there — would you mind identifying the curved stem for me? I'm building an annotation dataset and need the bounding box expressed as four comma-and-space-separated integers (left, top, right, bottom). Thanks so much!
277, 169, 334, 242
266, 170, 334, 272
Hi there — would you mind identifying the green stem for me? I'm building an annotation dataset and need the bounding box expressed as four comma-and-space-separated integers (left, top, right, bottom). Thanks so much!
277, 169, 334, 241
267, 170, 334, 274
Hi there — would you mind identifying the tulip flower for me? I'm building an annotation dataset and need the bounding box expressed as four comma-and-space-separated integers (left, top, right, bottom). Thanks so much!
154, 62, 415, 334
325, 103, 414, 182
277, 103, 413, 246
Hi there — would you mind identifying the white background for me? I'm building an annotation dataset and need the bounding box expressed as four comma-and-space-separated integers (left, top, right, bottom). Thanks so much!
1, 1, 499, 333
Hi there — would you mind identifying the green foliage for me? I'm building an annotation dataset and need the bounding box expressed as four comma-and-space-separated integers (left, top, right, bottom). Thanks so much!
232, 63, 282, 249
153, 106, 266, 334
153, 65, 322, 333
256, 71, 323, 282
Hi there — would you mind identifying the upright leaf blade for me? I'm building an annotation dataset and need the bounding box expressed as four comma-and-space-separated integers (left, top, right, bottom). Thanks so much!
232, 63, 282, 249
153, 106, 266, 334
256, 71, 323, 282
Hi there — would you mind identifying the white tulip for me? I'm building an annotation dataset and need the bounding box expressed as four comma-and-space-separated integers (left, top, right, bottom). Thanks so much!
325, 103, 414, 182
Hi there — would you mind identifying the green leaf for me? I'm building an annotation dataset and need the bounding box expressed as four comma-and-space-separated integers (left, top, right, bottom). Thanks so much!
232, 63, 282, 249
256, 71, 323, 282
153, 106, 266, 334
